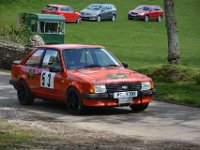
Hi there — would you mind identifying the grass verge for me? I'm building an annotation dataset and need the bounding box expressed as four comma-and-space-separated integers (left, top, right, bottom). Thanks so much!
137, 65, 200, 107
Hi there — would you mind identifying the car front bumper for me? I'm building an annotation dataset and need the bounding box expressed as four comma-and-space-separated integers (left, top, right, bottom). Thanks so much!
128, 14, 145, 20
82, 89, 156, 107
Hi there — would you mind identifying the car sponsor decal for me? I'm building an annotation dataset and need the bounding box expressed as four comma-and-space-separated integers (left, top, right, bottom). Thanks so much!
28, 69, 35, 80
107, 74, 127, 79
40, 71, 55, 89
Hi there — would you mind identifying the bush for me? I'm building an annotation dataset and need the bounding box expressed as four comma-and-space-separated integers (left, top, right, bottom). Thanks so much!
0, 25, 33, 45
136, 65, 200, 83
195, 74, 200, 84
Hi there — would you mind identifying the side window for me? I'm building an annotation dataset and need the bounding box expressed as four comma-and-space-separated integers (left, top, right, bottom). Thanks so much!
80, 50, 94, 64
25, 49, 44, 67
60, 7, 67, 11
42, 49, 61, 68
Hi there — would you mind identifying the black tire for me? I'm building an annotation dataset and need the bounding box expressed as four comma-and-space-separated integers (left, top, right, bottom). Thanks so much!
66, 87, 85, 114
17, 80, 34, 105
130, 103, 149, 113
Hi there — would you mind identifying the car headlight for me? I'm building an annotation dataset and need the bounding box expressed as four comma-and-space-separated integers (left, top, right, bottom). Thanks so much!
94, 85, 107, 93
138, 12, 145, 16
141, 82, 151, 90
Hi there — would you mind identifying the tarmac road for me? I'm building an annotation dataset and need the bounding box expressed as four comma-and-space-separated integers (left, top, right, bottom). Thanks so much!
0, 71, 200, 144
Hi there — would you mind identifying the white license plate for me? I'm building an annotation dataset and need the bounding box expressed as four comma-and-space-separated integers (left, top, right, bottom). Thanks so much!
113, 91, 138, 99
131, 14, 137, 16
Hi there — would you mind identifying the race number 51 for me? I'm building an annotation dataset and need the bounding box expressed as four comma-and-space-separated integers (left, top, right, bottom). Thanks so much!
40, 71, 55, 89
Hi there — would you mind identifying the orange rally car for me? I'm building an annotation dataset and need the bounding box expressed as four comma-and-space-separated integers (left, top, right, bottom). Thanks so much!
9, 44, 156, 114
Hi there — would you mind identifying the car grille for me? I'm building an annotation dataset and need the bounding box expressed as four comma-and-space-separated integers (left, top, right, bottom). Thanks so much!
81, 12, 90, 15
106, 83, 141, 93
131, 12, 138, 15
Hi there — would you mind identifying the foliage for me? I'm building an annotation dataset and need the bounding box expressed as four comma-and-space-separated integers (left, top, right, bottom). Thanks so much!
136, 65, 200, 83
0, 25, 33, 45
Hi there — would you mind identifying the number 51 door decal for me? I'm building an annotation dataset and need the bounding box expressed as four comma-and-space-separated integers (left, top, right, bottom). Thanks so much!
40, 71, 56, 89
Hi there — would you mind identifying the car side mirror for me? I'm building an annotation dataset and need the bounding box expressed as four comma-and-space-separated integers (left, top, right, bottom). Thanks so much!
122, 62, 128, 68
49, 64, 63, 73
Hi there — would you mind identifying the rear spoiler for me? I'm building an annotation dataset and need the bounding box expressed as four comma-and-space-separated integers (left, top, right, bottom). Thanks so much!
13, 60, 21, 65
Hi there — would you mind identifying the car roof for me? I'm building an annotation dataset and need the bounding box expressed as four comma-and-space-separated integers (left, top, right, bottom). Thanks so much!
139, 5, 161, 7
36, 44, 104, 50
47, 4, 70, 8
89, 3, 113, 6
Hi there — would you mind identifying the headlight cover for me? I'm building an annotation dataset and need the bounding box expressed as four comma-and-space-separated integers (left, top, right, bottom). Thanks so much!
141, 82, 151, 90
94, 85, 107, 93
138, 12, 145, 16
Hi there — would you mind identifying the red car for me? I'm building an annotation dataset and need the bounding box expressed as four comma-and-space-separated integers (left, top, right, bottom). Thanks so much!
9, 44, 156, 114
128, 5, 164, 22
41, 4, 81, 23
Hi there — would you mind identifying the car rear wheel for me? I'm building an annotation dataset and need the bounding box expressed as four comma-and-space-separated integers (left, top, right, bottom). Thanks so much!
66, 87, 85, 114
77, 16, 81, 23
157, 16, 162, 22
111, 15, 116, 22
97, 15, 101, 22
17, 80, 34, 105
145, 15, 149, 22
130, 103, 149, 113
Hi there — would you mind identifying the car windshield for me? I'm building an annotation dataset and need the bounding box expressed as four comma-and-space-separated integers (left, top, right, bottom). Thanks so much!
135, 6, 149, 11
63, 48, 121, 70
86, 4, 103, 10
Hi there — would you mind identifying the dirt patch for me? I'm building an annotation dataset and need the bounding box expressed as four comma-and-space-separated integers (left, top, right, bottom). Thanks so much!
0, 104, 200, 150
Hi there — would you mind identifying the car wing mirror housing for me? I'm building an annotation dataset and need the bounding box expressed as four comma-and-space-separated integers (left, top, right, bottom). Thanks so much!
49, 64, 64, 73
122, 62, 128, 68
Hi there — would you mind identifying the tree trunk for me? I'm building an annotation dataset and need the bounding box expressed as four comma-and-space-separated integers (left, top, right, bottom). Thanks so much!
164, 0, 180, 64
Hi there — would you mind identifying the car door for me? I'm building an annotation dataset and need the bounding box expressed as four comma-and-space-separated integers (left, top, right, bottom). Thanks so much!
39, 48, 66, 101
60, 7, 77, 22
148, 7, 155, 20
105, 5, 113, 19
100, 6, 108, 19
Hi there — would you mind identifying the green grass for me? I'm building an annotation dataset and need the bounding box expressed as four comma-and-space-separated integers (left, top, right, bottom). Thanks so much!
155, 82, 200, 107
0, 0, 200, 106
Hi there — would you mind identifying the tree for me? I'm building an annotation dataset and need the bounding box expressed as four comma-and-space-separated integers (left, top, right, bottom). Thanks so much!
164, 0, 180, 64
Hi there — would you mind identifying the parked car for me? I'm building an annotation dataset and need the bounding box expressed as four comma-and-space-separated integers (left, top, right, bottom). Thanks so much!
80, 4, 117, 22
17, 13, 66, 44
41, 4, 81, 23
10, 44, 155, 114
128, 5, 164, 22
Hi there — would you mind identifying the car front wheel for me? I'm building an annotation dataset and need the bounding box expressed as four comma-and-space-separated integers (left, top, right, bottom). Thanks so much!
77, 16, 81, 23
130, 103, 149, 113
97, 15, 101, 22
157, 16, 162, 22
111, 15, 116, 22
66, 87, 85, 114
145, 15, 149, 22
17, 80, 34, 105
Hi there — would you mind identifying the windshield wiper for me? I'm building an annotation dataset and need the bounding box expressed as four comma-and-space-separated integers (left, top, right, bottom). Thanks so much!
104, 64, 119, 67
84, 64, 102, 68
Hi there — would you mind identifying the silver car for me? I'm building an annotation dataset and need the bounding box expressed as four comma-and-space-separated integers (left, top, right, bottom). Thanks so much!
80, 4, 117, 22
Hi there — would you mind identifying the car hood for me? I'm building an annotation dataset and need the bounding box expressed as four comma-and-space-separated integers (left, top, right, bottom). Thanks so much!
70, 67, 151, 84
130, 10, 147, 13
80, 9, 100, 14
